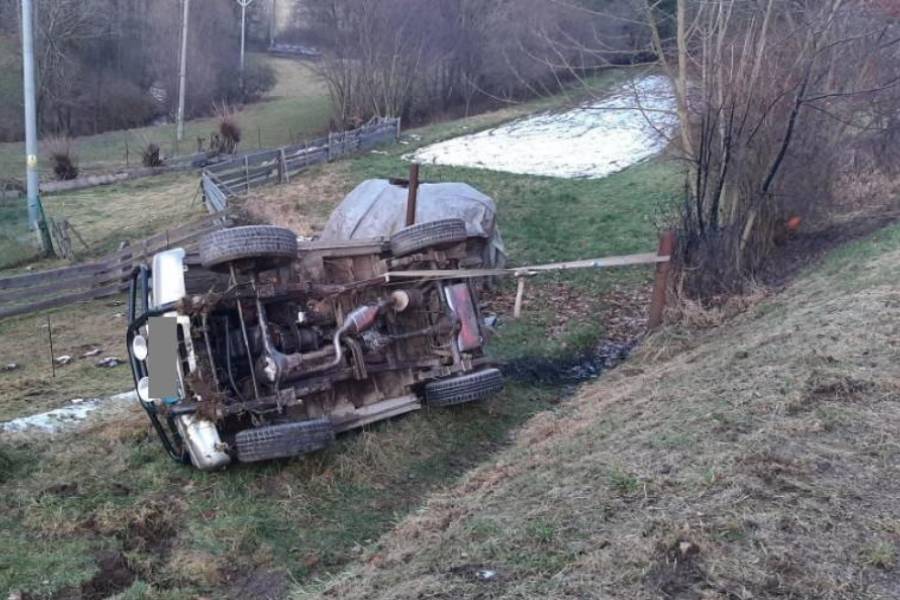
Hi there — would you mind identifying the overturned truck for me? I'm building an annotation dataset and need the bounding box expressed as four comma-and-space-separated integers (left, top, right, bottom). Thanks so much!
126, 180, 506, 470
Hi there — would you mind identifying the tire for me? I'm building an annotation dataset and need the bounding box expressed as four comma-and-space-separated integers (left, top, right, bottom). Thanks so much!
390, 219, 468, 257
234, 418, 334, 463
199, 225, 298, 272
424, 368, 504, 407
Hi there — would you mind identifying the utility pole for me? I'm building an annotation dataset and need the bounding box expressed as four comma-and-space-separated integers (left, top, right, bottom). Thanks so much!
236, 0, 256, 93
176, 0, 190, 143
20, 0, 52, 255
269, 0, 276, 49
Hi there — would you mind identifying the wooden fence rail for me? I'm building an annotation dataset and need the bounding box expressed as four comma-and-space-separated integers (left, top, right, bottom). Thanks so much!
0, 212, 232, 320
201, 117, 401, 214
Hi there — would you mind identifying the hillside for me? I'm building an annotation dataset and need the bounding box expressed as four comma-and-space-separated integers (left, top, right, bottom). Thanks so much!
307, 224, 900, 599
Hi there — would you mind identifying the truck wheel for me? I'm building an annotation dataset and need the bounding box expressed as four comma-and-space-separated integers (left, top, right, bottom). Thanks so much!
199, 225, 298, 272
424, 368, 504, 407
235, 418, 334, 463
390, 219, 468, 257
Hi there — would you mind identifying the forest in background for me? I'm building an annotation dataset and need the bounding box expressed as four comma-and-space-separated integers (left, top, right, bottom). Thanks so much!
0, 0, 275, 142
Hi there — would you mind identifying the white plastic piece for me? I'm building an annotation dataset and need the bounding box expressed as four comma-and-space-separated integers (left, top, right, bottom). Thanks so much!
175, 414, 231, 470
150, 248, 186, 309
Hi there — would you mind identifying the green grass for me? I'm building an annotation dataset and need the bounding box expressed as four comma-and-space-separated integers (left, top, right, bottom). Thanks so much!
347, 126, 681, 360
0, 382, 563, 597
0, 70, 684, 597
0, 198, 37, 268
0, 171, 207, 272
0, 53, 331, 179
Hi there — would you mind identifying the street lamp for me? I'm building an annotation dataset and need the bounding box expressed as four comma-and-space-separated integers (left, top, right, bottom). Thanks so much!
235, 0, 256, 93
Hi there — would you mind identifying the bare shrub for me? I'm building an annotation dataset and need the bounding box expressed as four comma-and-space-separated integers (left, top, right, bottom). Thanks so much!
300, 0, 637, 127
213, 104, 241, 155
141, 143, 163, 168
44, 137, 79, 181
659, 1, 900, 298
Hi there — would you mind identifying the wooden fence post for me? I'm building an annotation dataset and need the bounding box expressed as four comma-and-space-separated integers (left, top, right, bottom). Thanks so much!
278, 148, 287, 184
395, 117, 401, 140
327, 132, 335, 161
243, 155, 250, 194
647, 230, 676, 330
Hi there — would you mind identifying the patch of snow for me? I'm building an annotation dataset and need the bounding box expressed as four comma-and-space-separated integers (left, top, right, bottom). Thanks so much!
0, 391, 136, 434
408, 75, 677, 179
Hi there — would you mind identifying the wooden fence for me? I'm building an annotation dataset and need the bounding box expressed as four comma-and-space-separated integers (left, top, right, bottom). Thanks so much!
202, 117, 401, 213
0, 212, 231, 320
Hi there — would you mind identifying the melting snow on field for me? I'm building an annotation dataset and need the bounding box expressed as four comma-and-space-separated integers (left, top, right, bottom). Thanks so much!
1, 390, 136, 434
409, 75, 677, 179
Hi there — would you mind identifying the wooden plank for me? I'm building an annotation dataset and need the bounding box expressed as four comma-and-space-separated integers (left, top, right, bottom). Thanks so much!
0, 261, 107, 291
242, 149, 281, 168
0, 273, 98, 304
383, 253, 670, 282
0, 283, 125, 319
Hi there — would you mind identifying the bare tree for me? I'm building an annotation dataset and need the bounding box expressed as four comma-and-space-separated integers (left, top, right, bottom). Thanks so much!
535, 0, 900, 297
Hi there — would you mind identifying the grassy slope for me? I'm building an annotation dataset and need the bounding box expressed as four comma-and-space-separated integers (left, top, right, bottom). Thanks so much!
311, 224, 900, 600
0, 78, 681, 597
0, 54, 331, 177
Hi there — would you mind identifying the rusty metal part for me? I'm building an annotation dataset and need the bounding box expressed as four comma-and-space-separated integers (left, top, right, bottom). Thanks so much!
344, 337, 367, 380
231, 264, 260, 401
222, 316, 245, 401
444, 283, 482, 352
405, 163, 419, 226
390, 288, 424, 312
201, 313, 221, 392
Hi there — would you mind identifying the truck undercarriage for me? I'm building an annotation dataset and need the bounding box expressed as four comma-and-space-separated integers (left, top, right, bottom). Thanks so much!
127, 220, 503, 470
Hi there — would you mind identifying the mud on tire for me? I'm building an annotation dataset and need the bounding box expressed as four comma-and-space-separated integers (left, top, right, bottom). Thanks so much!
424, 368, 504, 407
235, 418, 334, 463
199, 225, 298, 272
390, 218, 468, 257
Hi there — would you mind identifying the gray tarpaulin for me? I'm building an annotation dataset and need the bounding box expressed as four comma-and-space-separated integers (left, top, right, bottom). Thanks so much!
320, 179, 506, 267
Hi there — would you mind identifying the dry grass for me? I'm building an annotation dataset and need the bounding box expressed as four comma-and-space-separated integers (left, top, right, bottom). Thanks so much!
42, 173, 205, 256
239, 162, 353, 236
0, 295, 132, 420
305, 226, 900, 599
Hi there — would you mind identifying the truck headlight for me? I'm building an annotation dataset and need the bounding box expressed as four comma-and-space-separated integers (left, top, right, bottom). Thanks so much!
132, 334, 148, 361
137, 376, 151, 403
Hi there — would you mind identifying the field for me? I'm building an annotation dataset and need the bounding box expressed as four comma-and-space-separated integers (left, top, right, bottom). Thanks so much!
0, 70, 684, 597
0, 54, 331, 178
0, 54, 331, 271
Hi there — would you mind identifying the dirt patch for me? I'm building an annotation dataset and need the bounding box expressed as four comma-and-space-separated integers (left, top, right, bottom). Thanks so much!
643, 539, 705, 599
223, 569, 290, 600
79, 551, 136, 600
24, 551, 136, 600
487, 282, 651, 385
